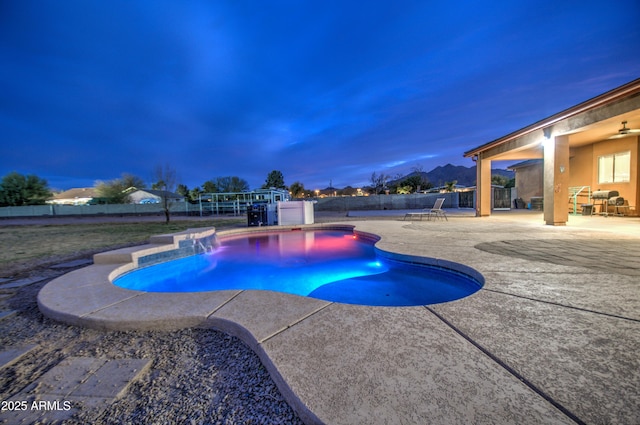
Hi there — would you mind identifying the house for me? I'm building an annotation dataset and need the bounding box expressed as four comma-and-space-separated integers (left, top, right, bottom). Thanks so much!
507, 159, 543, 207
48, 188, 99, 205
127, 189, 185, 204
425, 184, 469, 193
464, 78, 640, 225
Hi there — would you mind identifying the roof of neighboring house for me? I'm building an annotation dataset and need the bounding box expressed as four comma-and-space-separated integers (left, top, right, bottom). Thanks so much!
129, 189, 184, 198
507, 159, 543, 170
464, 78, 640, 158
52, 187, 99, 200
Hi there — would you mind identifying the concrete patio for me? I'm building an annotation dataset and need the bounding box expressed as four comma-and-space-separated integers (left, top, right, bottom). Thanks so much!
36, 212, 640, 424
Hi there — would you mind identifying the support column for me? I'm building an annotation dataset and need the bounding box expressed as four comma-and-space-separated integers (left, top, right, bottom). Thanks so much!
476, 155, 492, 217
543, 135, 570, 225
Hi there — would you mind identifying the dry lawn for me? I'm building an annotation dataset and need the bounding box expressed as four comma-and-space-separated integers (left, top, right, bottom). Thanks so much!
0, 218, 244, 277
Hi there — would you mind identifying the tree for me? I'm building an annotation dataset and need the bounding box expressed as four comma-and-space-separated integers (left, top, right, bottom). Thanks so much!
396, 185, 412, 194
216, 176, 250, 192
401, 174, 430, 193
409, 164, 431, 192
493, 175, 516, 188
444, 180, 458, 192
95, 173, 145, 204
200, 177, 249, 193
151, 180, 165, 190
0, 172, 51, 206
176, 184, 189, 197
201, 180, 217, 193
95, 179, 129, 204
491, 175, 511, 187
152, 164, 177, 191
177, 183, 200, 203
120, 173, 145, 190
189, 186, 203, 202
152, 164, 178, 224
289, 181, 305, 198
387, 173, 405, 194
262, 170, 286, 190
370, 171, 389, 194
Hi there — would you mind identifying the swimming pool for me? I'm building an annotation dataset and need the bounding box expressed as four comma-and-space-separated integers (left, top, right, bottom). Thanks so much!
114, 229, 482, 306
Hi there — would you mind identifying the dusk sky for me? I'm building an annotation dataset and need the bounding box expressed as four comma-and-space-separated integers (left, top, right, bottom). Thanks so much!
2, 1, 640, 191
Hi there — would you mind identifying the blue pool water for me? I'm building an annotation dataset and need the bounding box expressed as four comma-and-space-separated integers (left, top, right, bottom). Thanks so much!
114, 230, 482, 306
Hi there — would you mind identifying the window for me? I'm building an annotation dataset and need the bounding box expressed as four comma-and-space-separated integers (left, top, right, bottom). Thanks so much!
598, 151, 630, 183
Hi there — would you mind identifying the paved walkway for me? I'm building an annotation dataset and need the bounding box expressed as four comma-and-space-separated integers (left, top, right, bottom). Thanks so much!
0, 258, 151, 424
1, 356, 150, 423
34, 212, 640, 424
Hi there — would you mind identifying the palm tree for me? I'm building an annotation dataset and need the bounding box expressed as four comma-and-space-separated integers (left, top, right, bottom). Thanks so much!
444, 180, 458, 192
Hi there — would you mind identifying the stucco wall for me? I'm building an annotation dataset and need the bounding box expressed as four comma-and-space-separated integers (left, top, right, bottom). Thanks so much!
569, 145, 595, 209
570, 135, 639, 215
313, 193, 459, 211
514, 163, 543, 204
569, 145, 593, 187
594, 136, 638, 215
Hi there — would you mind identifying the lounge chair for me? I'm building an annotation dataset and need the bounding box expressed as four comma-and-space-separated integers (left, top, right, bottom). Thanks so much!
403, 198, 448, 221
427, 197, 447, 221
403, 208, 428, 221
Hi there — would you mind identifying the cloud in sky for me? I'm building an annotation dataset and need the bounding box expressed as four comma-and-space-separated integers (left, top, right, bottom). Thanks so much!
1, 0, 639, 190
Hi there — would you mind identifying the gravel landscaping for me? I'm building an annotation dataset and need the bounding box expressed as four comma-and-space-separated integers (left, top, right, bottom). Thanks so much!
1, 265, 304, 424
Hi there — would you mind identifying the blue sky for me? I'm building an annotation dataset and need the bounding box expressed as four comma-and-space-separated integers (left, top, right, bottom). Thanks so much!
1, 0, 639, 191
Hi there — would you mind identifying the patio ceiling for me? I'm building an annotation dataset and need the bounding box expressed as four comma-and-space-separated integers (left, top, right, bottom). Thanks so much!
566, 111, 640, 147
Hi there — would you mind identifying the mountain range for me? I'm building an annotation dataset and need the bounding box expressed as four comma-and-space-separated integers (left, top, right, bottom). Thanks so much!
390, 163, 514, 188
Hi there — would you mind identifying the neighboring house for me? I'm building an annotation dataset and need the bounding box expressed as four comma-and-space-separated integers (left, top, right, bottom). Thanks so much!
508, 159, 543, 206
465, 78, 640, 225
127, 189, 185, 204
48, 188, 99, 205
426, 184, 469, 193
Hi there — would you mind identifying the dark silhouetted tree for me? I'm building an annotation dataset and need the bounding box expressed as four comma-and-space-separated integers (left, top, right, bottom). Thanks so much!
152, 164, 179, 224
176, 184, 189, 197
402, 174, 430, 193
444, 180, 458, 192
289, 181, 305, 198
262, 170, 286, 190
95, 173, 145, 204
0, 171, 51, 206
216, 176, 250, 192
370, 171, 389, 194
202, 180, 217, 193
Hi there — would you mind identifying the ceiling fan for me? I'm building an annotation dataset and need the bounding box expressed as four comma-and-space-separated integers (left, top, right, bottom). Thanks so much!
609, 120, 640, 138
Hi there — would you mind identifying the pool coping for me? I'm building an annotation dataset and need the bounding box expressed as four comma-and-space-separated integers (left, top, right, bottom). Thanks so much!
37, 223, 485, 424
36, 218, 640, 424
38, 223, 485, 331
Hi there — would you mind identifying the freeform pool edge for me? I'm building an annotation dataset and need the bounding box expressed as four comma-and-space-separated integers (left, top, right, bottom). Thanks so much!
36, 222, 487, 425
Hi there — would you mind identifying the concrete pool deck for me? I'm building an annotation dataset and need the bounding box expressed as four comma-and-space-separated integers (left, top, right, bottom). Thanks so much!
37, 212, 640, 424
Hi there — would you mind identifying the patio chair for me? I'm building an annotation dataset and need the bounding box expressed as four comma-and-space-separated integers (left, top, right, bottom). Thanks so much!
427, 198, 447, 221
403, 198, 448, 221
403, 208, 430, 221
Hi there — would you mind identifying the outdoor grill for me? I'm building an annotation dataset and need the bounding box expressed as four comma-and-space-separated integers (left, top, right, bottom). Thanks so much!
591, 190, 621, 217
608, 196, 625, 206
592, 190, 619, 200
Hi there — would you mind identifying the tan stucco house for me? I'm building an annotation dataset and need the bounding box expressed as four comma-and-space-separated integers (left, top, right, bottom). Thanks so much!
127, 189, 185, 204
507, 159, 543, 207
464, 78, 640, 225
48, 187, 99, 205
